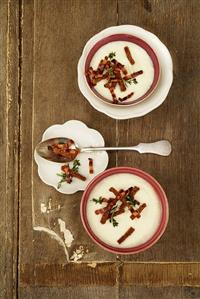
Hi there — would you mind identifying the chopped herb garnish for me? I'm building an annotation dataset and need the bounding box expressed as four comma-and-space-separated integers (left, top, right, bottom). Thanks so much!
92, 196, 103, 204
57, 173, 67, 189
126, 195, 139, 207
72, 159, 81, 172
107, 67, 115, 78
123, 78, 138, 87
109, 205, 119, 227
108, 52, 116, 60
57, 160, 81, 188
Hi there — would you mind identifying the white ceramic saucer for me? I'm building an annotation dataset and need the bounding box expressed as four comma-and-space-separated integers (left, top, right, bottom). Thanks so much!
34, 120, 109, 194
78, 25, 173, 120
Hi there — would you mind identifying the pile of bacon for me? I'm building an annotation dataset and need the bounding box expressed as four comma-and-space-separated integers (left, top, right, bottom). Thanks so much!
60, 164, 86, 184
94, 186, 147, 244
86, 46, 143, 104
48, 139, 79, 162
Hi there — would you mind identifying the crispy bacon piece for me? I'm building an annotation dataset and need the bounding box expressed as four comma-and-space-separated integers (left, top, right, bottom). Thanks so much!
117, 227, 135, 244
61, 165, 72, 184
95, 207, 107, 215
130, 203, 147, 220
100, 197, 119, 224
104, 81, 117, 102
95, 198, 115, 215
123, 70, 143, 80
109, 187, 119, 196
61, 164, 70, 173
118, 92, 134, 102
130, 210, 141, 219
138, 203, 147, 213
86, 67, 97, 86
109, 87, 117, 102
88, 158, 94, 174
61, 164, 86, 183
112, 202, 126, 217
124, 46, 135, 64
50, 142, 79, 160
128, 186, 140, 204
70, 171, 86, 181
97, 56, 109, 73
113, 69, 126, 92
112, 59, 128, 75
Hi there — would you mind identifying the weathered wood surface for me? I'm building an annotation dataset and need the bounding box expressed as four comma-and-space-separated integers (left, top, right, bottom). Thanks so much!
1, 0, 200, 298
0, 1, 19, 299
117, 0, 200, 262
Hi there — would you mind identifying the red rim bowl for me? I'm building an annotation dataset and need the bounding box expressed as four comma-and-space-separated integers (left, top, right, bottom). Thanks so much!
80, 167, 169, 255
85, 34, 160, 106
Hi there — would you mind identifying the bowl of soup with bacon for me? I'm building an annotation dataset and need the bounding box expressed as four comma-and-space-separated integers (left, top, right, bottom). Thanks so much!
85, 34, 160, 106
80, 167, 168, 254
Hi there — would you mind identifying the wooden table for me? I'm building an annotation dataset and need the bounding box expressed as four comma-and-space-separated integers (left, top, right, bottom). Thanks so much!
1, 0, 200, 298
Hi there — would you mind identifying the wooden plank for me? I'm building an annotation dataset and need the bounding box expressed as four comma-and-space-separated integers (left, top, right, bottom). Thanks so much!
19, 286, 117, 299
120, 263, 200, 287
0, 1, 19, 299
117, 0, 200, 261
119, 263, 200, 298
20, 262, 117, 286
119, 286, 200, 299
18, 0, 200, 297
19, 0, 118, 294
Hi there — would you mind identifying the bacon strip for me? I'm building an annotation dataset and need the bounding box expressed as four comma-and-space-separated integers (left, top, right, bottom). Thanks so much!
130, 210, 141, 219
118, 92, 134, 102
124, 46, 135, 64
61, 165, 72, 184
138, 203, 147, 213
112, 59, 128, 75
88, 158, 94, 174
70, 171, 86, 181
97, 56, 109, 73
109, 187, 119, 196
95, 207, 107, 215
61, 165, 70, 173
114, 69, 126, 91
130, 203, 147, 220
117, 227, 135, 244
123, 70, 143, 80
100, 197, 119, 224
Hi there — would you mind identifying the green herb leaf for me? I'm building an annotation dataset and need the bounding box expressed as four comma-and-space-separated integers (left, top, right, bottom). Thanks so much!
108, 52, 116, 60
57, 175, 67, 189
112, 218, 119, 227
123, 78, 138, 87
126, 195, 138, 207
72, 159, 81, 172
92, 196, 103, 204
109, 205, 119, 227
57, 173, 66, 178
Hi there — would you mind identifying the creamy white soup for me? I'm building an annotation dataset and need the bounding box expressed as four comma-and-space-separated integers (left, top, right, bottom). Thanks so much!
90, 41, 154, 103
86, 173, 162, 248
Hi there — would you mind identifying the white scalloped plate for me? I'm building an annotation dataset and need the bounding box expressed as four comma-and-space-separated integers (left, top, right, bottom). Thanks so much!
34, 120, 109, 194
78, 25, 173, 119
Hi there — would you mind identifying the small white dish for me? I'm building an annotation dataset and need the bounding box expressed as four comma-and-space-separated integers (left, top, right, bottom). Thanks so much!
34, 120, 109, 194
78, 25, 173, 120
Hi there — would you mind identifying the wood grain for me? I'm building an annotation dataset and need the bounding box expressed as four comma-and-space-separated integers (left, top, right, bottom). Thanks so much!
119, 286, 200, 299
120, 263, 200, 287
0, 1, 19, 298
0, 0, 199, 298
19, 286, 117, 299
19, 0, 118, 296
117, 0, 200, 261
